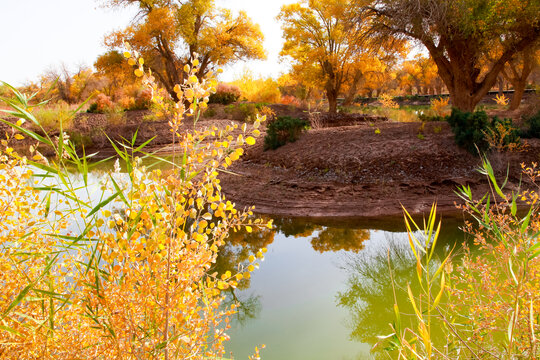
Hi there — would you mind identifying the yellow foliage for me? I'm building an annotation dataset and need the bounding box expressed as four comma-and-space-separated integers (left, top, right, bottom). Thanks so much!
229, 69, 281, 103
0, 51, 268, 358
430, 97, 451, 117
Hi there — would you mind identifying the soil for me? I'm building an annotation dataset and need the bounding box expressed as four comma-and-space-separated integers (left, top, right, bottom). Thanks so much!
2, 105, 539, 219
219, 120, 540, 218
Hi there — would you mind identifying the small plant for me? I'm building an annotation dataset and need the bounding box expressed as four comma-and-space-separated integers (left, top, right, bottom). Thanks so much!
379, 93, 399, 109
264, 116, 309, 150
484, 116, 524, 152
225, 102, 259, 122
203, 106, 217, 118
494, 93, 509, 106
375, 128, 381, 134
446, 108, 491, 154
208, 83, 241, 105
88, 93, 114, 113
379, 160, 540, 359
433, 125, 442, 134
430, 96, 450, 117
259, 105, 276, 123
33, 103, 75, 132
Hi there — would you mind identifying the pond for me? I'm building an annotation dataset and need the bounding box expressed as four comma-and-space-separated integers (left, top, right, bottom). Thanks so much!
33, 164, 469, 359
220, 215, 467, 360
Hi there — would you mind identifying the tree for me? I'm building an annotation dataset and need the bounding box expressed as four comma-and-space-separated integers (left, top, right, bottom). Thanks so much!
365, 0, 540, 112
104, 0, 265, 101
279, 0, 404, 113
502, 44, 540, 110
94, 50, 138, 100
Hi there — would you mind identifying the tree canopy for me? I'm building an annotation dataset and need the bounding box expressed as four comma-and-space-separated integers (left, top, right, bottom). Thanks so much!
103, 0, 265, 100
365, 0, 540, 111
279, 0, 407, 113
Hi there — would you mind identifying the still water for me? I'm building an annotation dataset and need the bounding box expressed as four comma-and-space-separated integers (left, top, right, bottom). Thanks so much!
222, 216, 466, 360
38, 166, 466, 359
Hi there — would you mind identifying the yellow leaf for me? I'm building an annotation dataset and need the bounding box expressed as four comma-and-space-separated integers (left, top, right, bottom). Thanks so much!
134, 69, 144, 77
14, 134, 24, 140
246, 137, 256, 146
123, 51, 131, 58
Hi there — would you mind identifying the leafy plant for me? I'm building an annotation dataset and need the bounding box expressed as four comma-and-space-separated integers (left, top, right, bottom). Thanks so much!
484, 116, 524, 152
379, 159, 540, 359
264, 116, 309, 150
430, 97, 450, 117
0, 50, 268, 358
446, 108, 491, 154
494, 93, 510, 106
379, 93, 400, 109
522, 109, 540, 139
208, 83, 241, 105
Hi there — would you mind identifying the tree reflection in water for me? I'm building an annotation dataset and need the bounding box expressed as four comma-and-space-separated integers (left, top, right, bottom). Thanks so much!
337, 221, 465, 355
272, 216, 371, 253
337, 236, 417, 348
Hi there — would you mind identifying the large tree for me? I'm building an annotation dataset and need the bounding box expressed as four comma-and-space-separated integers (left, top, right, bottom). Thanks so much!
279, 0, 406, 113
501, 44, 540, 110
103, 0, 265, 100
365, 0, 540, 112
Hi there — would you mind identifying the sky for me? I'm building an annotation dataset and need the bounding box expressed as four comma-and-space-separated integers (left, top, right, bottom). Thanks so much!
0, 0, 297, 87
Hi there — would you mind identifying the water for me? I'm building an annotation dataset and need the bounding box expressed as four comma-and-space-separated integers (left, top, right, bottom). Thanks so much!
222, 216, 465, 360
31, 160, 467, 359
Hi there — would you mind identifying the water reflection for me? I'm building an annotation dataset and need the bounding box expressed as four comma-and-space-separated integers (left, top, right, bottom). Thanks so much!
337, 220, 466, 353
220, 214, 466, 359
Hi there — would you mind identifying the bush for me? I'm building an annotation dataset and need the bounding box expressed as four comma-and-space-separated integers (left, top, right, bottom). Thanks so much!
208, 83, 240, 105
522, 109, 540, 138
484, 116, 523, 151
0, 55, 268, 358
87, 93, 113, 113
264, 116, 309, 150
446, 108, 490, 154
225, 102, 259, 122
380, 161, 540, 359
32, 103, 75, 132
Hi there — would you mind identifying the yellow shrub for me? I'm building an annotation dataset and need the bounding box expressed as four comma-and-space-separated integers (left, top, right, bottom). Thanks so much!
0, 53, 268, 359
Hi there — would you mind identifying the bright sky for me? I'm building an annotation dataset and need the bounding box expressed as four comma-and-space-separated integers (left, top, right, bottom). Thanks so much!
0, 0, 296, 87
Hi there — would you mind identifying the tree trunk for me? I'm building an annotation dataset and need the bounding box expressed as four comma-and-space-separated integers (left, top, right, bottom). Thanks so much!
497, 76, 504, 95
509, 80, 527, 110
343, 71, 363, 106
327, 90, 338, 113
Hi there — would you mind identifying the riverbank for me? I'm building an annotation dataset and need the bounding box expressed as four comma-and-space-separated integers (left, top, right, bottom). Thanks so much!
219, 120, 540, 218
2, 108, 539, 218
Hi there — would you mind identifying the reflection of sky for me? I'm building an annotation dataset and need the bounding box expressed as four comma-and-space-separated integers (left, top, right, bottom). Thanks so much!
224, 230, 402, 360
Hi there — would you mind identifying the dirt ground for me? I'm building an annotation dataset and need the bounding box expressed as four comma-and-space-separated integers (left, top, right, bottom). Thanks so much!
219, 119, 540, 218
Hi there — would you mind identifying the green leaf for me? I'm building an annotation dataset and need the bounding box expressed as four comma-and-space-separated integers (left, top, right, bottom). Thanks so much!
86, 191, 120, 218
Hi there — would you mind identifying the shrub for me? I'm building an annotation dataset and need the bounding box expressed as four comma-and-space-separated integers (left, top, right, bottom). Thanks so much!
0, 54, 268, 358
379, 160, 540, 359
264, 116, 309, 150
87, 93, 113, 113
225, 102, 259, 122
131, 88, 152, 110
430, 96, 450, 117
522, 109, 540, 138
208, 83, 241, 105
484, 116, 524, 152
446, 108, 490, 154
32, 103, 74, 131
379, 93, 399, 109
280, 95, 301, 107
203, 106, 217, 118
